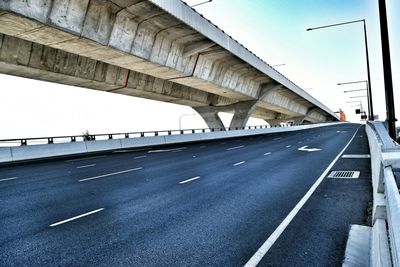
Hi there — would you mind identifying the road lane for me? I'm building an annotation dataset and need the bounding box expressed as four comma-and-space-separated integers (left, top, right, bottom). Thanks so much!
0, 123, 360, 266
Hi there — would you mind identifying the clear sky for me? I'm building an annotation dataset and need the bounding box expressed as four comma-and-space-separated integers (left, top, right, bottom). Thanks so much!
0, 0, 398, 139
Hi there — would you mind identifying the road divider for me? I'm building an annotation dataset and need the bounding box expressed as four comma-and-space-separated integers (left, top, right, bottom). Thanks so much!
0, 122, 346, 164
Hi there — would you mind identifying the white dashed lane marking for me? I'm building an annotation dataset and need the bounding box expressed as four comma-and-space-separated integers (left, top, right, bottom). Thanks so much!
179, 176, 200, 184
49, 208, 104, 227
0, 177, 18, 182
76, 164, 96, 169
78, 168, 142, 182
227, 145, 244, 151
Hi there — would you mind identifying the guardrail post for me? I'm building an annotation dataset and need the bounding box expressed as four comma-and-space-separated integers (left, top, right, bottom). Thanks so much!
21, 139, 27, 146
108, 134, 113, 140
202, 129, 205, 133
71, 137, 76, 142
140, 132, 144, 137
168, 131, 171, 135
192, 129, 195, 133
48, 138, 53, 144
155, 131, 158, 136
125, 134, 129, 138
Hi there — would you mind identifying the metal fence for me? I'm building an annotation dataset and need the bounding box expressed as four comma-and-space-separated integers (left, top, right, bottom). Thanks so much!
366, 121, 400, 266
0, 123, 301, 147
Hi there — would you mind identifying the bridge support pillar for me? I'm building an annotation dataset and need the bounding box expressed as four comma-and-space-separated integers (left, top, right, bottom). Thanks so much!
229, 100, 258, 128
229, 83, 283, 128
289, 116, 306, 124
194, 106, 225, 129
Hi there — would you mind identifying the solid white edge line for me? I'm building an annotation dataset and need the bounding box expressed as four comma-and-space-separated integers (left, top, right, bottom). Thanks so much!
286, 145, 291, 148
49, 208, 104, 227
148, 147, 187, 153
227, 145, 245, 151
179, 176, 200, 184
0, 177, 18, 182
244, 126, 361, 267
134, 155, 147, 159
77, 164, 96, 169
78, 167, 142, 182
234, 161, 245, 166
264, 152, 271, 156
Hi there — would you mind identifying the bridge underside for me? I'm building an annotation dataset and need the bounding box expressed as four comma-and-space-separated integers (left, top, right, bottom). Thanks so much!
0, 0, 337, 128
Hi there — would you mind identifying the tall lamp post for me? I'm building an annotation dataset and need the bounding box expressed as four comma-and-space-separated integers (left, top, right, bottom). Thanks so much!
338, 80, 373, 120
179, 113, 197, 130
378, 0, 396, 139
307, 19, 374, 121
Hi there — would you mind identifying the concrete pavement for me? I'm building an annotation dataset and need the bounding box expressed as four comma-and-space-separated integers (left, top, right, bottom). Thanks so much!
0, 124, 368, 266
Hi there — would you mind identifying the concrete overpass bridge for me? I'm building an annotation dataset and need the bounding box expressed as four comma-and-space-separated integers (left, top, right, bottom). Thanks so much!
0, 0, 338, 128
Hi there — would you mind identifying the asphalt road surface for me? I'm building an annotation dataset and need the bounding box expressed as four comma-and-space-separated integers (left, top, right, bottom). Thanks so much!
0, 123, 366, 266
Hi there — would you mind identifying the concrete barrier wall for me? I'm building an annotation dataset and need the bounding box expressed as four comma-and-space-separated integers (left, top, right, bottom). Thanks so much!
0, 147, 12, 163
10, 142, 87, 162
366, 121, 400, 266
0, 122, 344, 164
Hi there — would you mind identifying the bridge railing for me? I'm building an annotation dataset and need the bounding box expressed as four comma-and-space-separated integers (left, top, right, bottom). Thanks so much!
0, 123, 301, 147
366, 121, 400, 266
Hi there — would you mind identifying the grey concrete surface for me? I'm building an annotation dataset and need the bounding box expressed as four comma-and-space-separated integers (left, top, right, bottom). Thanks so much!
0, 123, 366, 266
0, 0, 338, 128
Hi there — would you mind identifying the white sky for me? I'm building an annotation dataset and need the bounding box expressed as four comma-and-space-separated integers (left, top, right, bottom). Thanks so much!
0, 0, 398, 139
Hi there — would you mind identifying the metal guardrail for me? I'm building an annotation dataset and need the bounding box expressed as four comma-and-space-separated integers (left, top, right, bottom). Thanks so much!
0, 123, 302, 147
366, 121, 400, 266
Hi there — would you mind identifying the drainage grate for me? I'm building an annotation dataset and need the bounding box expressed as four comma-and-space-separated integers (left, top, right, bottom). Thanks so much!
328, 171, 360, 179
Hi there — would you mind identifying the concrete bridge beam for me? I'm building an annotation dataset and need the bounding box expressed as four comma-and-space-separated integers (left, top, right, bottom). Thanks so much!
0, 0, 339, 123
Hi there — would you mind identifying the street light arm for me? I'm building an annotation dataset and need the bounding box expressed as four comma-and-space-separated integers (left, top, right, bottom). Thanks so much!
337, 80, 367, 86
307, 19, 365, 31
350, 95, 368, 99
191, 0, 212, 7
343, 89, 367, 93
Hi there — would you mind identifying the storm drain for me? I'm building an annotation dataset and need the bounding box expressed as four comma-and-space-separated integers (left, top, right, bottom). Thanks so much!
328, 171, 360, 179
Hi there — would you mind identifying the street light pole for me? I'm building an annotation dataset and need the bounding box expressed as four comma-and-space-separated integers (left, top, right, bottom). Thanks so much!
378, 0, 396, 139
338, 80, 372, 119
179, 113, 197, 130
307, 19, 374, 120
362, 21, 374, 121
